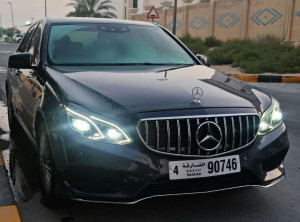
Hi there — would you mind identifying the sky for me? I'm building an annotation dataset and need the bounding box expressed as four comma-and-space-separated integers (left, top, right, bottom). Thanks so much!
0, 0, 123, 31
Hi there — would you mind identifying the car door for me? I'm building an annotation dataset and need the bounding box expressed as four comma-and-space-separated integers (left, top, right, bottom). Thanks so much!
8, 24, 37, 128
17, 23, 44, 136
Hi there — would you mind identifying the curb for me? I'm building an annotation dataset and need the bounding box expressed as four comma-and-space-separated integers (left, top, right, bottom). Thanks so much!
229, 74, 300, 83
0, 151, 21, 222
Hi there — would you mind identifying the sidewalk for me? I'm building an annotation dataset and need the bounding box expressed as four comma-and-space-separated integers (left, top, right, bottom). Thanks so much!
212, 65, 300, 83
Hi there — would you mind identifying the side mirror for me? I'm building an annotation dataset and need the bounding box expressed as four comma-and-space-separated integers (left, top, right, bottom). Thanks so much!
8, 53, 32, 69
196, 54, 211, 67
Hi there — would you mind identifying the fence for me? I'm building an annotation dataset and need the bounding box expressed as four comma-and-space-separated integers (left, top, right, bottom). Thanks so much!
131, 0, 300, 43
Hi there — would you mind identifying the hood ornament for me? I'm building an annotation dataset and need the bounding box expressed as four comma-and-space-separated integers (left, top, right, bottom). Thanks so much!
192, 87, 203, 104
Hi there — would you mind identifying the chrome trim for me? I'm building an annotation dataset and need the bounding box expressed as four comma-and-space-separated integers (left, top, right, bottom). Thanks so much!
145, 121, 148, 144
253, 116, 256, 138
140, 113, 258, 121
223, 117, 228, 151
197, 118, 200, 154
187, 119, 191, 154
136, 113, 260, 158
156, 121, 159, 150
166, 120, 170, 152
231, 117, 235, 150
239, 116, 242, 147
215, 118, 219, 154
177, 120, 181, 154
246, 116, 249, 143
70, 175, 284, 205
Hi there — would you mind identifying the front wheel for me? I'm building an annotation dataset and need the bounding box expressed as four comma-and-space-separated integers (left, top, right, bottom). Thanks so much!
37, 123, 61, 208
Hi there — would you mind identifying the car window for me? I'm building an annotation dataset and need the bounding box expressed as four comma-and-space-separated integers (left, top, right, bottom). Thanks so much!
18, 25, 37, 53
28, 24, 43, 66
48, 23, 195, 65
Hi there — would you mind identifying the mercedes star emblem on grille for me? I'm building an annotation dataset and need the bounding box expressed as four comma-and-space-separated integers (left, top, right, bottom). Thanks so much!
196, 121, 222, 151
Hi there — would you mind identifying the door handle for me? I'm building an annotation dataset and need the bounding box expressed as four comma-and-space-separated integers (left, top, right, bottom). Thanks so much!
15, 70, 21, 77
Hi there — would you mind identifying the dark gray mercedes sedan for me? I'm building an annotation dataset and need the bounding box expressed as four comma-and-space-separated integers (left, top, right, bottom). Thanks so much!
6, 18, 289, 207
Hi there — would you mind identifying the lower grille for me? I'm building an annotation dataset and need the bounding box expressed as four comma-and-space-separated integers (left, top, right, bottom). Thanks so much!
137, 114, 260, 157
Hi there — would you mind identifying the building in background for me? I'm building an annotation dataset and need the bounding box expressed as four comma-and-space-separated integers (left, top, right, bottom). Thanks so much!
130, 0, 299, 45
119, 0, 203, 19
116, 0, 143, 20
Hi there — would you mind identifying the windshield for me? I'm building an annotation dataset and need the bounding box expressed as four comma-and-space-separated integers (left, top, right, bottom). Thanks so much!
48, 23, 195, 66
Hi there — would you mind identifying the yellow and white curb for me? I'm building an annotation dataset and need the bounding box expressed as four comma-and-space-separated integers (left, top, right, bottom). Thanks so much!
229, 74, 300, 83
0, 205, 21, 222
0, 151, 21, 222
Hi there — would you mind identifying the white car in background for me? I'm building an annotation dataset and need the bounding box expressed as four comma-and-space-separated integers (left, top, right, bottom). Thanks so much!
13, 34, 24, 43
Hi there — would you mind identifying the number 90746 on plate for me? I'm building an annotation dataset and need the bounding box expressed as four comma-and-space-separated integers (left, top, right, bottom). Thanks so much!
169, 155, 241, 180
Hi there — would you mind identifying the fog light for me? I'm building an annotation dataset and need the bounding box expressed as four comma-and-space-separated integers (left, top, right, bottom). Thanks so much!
72, 119, 91, 132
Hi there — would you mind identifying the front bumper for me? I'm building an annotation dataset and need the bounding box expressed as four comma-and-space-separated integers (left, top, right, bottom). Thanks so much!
49, 123, 289, 204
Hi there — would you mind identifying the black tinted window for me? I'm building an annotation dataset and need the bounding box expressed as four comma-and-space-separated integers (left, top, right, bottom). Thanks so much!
28, 24, 42, 66
48, 24, 194, 65
18, 25, 37, 53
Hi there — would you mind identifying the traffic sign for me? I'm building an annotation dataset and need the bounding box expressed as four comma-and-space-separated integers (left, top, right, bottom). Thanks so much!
147, 6, 160, 19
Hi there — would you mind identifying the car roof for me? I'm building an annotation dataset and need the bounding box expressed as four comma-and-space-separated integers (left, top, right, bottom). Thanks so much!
44, 17, 157, 27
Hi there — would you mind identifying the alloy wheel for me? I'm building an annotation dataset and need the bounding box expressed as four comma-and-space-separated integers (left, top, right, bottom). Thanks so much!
39, 132, 52, 194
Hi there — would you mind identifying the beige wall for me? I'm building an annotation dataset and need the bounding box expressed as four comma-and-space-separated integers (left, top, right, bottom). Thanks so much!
131, 0, 300, 43
290, 0, 300, 43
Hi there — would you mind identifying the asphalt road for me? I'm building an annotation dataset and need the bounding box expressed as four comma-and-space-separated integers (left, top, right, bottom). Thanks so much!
0, 43, 299, 222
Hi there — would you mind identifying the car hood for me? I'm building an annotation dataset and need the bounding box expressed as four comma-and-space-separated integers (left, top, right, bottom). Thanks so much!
46, 65, 270, 121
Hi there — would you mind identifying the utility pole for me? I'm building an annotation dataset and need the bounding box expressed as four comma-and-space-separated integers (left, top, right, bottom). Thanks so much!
45, 0, 47, 17
172, 0, 177, 35
8, 2, 15, 35
0, 14, 3, 42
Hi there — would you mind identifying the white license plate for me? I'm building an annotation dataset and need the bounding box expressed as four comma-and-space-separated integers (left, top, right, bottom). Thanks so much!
169, 155, 241, 180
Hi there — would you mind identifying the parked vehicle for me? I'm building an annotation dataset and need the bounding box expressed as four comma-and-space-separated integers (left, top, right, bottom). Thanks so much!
6, 18, 289, 207
13, 34, 23, 43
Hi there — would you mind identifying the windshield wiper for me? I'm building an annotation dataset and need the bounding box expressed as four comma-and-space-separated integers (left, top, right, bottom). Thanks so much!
157, 63, 196, 73
138, 63, 195, 66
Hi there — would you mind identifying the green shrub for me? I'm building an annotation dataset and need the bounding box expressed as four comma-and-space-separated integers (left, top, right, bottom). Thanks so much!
180, 35, 207, 54
204, 36, 222, 47
181, 34, 300, 73
207, 35, 300, 73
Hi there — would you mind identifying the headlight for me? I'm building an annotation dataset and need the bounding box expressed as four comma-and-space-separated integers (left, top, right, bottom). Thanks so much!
65, 106, 132, 145
258, 98, 283, 135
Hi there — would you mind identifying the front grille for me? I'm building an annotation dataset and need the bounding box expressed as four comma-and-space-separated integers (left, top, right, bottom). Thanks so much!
137, 114, 260, 157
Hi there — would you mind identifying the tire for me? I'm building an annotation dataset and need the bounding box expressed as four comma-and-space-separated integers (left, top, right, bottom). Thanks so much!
7, 88, 19, 135
37, 123, 61, 208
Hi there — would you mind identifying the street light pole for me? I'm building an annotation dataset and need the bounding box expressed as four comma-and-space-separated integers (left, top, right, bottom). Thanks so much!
0, 14, 3, 42
45, 0, 47, 17
8, 2, 15, 35
172, 0, 177, 35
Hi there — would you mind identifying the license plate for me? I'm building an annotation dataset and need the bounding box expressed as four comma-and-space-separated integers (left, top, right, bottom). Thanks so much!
169, 155, 241, 180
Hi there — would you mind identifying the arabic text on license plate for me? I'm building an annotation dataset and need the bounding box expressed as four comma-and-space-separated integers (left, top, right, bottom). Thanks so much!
169, 155, 241, 180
